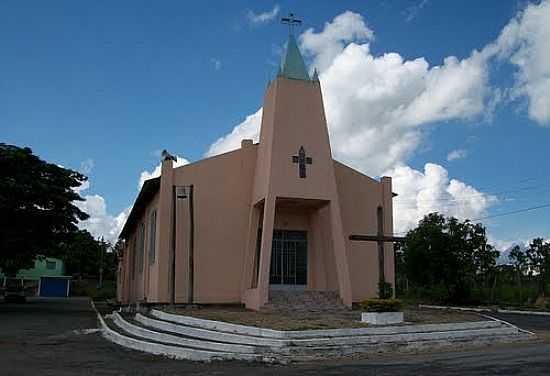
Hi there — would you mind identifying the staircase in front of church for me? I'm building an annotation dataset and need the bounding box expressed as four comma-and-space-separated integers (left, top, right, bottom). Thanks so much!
99, 307, 531, 363
261, 289, 349, 313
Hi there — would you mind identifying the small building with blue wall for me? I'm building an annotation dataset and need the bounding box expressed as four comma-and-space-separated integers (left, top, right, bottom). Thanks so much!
1, 256, 71, 297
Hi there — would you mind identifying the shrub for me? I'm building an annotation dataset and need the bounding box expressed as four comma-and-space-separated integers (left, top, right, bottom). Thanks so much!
378, 281, 394, 299
359, 298, 402, 312
70, 279, 116, 300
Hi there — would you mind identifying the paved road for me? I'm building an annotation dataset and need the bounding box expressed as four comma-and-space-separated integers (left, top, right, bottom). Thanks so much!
490, 311, 550, 333
2, 297, 550, 375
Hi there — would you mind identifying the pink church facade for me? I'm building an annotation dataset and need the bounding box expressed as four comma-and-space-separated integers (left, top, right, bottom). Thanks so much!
117, 35, 395, 310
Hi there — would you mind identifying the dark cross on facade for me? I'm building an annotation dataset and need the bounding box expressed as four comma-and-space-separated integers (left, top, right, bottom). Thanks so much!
281, 13, 302, 35
292, 146, 312, 178
349, 206, 405, 285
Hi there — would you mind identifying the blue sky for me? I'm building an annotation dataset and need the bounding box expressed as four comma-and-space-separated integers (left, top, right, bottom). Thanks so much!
2, 1, 550, 247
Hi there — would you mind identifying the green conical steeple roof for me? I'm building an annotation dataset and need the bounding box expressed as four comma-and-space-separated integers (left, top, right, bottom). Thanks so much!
279, 34, 310, 81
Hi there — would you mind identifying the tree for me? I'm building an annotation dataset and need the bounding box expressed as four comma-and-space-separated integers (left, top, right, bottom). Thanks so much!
525, 238, 550, 296
0, 144, 89, 275
509, 245, 528, 302
56, 230, 108, 277
402, 213, 498, 303
112, 239, 125, 262
103, 244, 120, 281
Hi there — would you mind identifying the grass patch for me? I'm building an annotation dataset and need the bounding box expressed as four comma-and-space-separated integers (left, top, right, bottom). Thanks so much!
164, 304, 482, 330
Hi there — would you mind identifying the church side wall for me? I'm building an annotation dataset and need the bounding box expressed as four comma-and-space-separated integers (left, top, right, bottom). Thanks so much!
117, 192, 160, 304
172, 145, 257, 304
143, 193, 160, 302
333, 161, 395, 302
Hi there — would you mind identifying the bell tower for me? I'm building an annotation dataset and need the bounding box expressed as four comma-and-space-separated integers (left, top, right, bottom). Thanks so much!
242, 16, 352, 310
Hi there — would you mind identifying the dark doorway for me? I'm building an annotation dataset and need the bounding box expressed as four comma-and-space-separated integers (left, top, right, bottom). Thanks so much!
270, 230, 307, 285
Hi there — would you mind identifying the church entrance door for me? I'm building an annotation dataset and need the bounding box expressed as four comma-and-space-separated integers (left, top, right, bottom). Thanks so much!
269, 230, 307, 286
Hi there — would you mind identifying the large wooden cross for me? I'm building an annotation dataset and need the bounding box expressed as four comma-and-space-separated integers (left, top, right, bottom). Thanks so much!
349, 207, 404, 284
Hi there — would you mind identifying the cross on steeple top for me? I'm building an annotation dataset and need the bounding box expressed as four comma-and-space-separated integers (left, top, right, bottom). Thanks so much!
292, 146, 312, 178
281, 13, 302, 35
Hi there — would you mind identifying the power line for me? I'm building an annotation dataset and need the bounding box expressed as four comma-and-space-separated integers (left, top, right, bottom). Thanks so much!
394, 182, 550, 204
395, 188, 550, 209
393, 202, 550, 235
471, 203, 550, 221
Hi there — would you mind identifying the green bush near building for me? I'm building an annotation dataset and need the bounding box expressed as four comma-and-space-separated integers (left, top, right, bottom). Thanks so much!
70, 279, 116, 300
359, 298, 402, 312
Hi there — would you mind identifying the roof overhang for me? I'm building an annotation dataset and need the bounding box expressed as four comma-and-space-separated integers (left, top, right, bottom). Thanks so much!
119, 177, 160, 240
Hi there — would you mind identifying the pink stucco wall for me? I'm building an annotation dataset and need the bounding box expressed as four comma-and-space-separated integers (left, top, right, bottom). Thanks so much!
335, 162, 395, 301
118, 76, 395, 309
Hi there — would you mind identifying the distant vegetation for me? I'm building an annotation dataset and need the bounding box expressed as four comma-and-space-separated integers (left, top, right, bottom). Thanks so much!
0, 143, 88, 275
0, 143, 119, 300
396, 213, 550, 309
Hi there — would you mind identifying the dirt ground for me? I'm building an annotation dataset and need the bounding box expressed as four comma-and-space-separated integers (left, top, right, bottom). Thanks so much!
164, 305, 483, 330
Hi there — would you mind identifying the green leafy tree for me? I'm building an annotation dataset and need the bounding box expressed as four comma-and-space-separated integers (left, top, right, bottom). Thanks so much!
0, 144, 88, 275
509, 245, 528, 302
56, 230, 109, 277
102, 245, 120, 281
112, 239, 125, 262
402, 213, 498, 303
525, 238, 550, 296
394, 242, 408, 295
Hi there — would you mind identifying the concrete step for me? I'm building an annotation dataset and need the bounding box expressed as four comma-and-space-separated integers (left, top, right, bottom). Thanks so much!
111, 312, 261, 354
135, 312, 288, 349
137, 310, 524, 349
103, 314, 274, 362
150, 308, 506, 339
262, 290, 349, 313
99, 309, 532, 363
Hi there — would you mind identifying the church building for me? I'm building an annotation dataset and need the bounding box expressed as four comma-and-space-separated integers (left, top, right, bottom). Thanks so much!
117, 31, 395, 311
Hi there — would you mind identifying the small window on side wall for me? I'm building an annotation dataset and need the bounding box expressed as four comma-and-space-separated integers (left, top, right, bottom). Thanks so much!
149, 209, 157, 264
46, 261, 56, 270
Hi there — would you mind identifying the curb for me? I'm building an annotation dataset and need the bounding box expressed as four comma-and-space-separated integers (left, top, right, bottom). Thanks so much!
419, 304, 491, 313
478, 312, 536, 336
497, 309, 550, 316
152, 309, 502, 339
90, 299, 106, 330
419, 304, 550, 317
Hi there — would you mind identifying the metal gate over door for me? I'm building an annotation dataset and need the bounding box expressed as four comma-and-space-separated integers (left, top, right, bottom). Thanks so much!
269, 230, 307, 285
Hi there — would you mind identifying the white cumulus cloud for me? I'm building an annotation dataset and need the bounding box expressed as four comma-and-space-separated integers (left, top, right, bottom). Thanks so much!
386, 163, 498, 233
247, 5, 280, 25
206, 109, 262, 157
300, 11, 374, 72
447, 149, 468, 161
483, 0, 550, 125
321, 45, 489, 175
138, 155, 189, 190
74, 181, 130, 244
